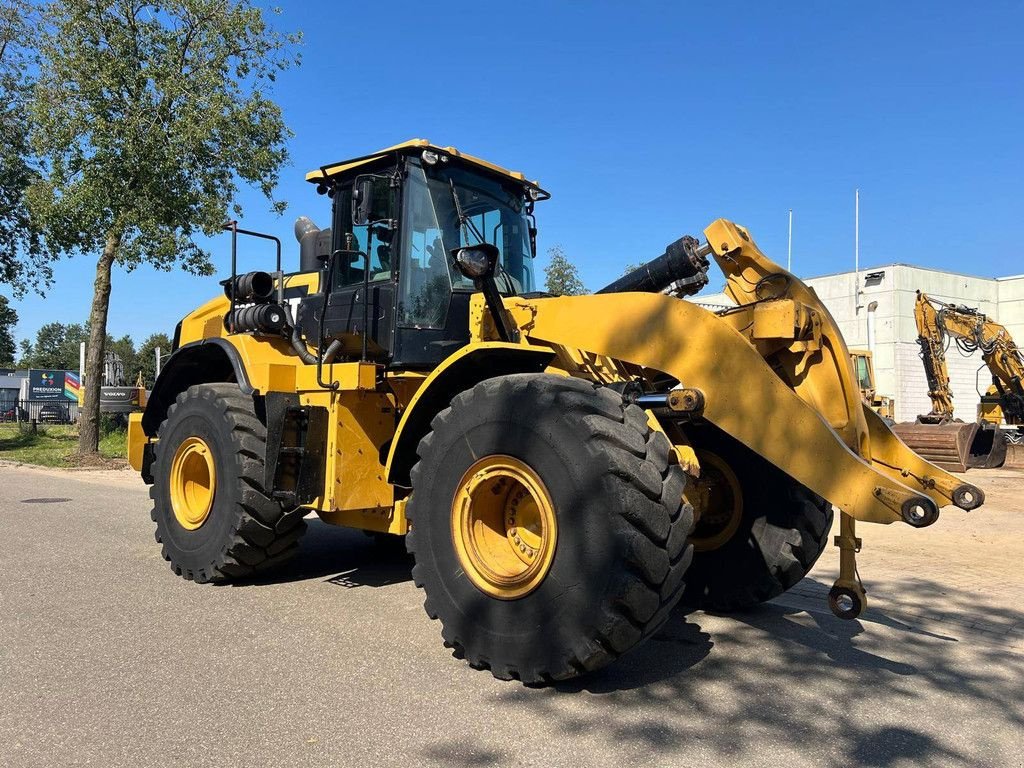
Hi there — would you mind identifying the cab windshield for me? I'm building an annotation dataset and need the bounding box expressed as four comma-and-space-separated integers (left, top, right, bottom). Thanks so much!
399, 159, 535, 328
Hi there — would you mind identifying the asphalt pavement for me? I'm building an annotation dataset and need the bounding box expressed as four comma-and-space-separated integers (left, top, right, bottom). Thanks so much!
1, 463, 1022, 768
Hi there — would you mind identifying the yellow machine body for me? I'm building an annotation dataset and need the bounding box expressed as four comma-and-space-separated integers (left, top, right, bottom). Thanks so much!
128, 141, 988, 637
130, 221, 974, 529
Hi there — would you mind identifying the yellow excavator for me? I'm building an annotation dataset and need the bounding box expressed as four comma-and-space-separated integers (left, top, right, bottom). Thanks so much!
126, 140, 985, 682
893, 291, 1024, 471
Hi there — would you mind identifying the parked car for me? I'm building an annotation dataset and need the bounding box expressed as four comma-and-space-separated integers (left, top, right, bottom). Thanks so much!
38, 403, 71, 424
1, 405, 28, 422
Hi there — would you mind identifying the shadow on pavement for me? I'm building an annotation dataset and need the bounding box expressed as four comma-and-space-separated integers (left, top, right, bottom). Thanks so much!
492, 576, 1024, 767
230, 518, 414, 589
225, 515, 1024, 766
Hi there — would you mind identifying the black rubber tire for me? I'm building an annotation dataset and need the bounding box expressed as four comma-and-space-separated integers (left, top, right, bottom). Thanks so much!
406, 373, 694, 683
681, 423, 834, 612
150, 383, 306, 583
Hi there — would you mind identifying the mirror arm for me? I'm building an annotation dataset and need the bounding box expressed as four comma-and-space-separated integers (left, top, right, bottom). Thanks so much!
361, 251, 371, 362
477, 275, 517, 343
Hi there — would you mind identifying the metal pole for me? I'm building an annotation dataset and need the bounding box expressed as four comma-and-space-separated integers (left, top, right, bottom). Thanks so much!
155, 347, 161, 379
787, 209, 793, 272
79, 342, 85, 380
854, 189, 860, 314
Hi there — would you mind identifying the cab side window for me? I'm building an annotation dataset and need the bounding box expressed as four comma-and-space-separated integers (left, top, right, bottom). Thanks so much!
333, 180, 396, 288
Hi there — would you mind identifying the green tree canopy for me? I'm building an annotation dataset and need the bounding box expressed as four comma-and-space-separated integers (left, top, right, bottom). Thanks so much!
0, 0, 50, 297
18, 321, 88, 370
543, 245, 588, 296
136, 332, 171, 387
27, 0, 300, 452
0, 294, 17, 365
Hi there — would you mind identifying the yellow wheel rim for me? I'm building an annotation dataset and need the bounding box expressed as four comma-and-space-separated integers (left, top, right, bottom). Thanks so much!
687, 450, 743, 552
451, 455, 558, 600
170, 436, 217, 530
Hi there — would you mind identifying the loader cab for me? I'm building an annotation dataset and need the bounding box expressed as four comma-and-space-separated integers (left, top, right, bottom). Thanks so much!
299, 142, 545, 369
851, 351, 875, 399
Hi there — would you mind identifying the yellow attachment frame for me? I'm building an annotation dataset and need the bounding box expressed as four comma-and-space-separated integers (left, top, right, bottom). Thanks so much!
505, 219, 975, 526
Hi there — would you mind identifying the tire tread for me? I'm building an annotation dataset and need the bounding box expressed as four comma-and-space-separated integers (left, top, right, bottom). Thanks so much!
150, 383, 306, 583
406, 374, 694, 683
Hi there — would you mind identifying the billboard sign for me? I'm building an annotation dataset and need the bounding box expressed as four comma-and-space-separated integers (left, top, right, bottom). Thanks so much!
28, 370, 80, 402
64, 371, 81, 402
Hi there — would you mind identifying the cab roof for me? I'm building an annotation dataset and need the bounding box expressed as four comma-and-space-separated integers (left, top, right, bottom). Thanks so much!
305, 138, 547, 196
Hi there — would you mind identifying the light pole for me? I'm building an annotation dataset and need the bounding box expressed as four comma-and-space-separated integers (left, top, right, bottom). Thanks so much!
787, 208, 793, 272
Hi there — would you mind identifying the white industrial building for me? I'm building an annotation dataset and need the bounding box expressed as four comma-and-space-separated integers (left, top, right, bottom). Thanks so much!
698, 266, 1024, 424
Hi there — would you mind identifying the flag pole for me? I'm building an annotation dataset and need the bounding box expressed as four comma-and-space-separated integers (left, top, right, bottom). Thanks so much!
854, 189, 861, 314
787, 209, 793, 272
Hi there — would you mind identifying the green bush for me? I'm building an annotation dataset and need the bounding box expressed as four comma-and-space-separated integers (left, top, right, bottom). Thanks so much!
100, 413, 129, 435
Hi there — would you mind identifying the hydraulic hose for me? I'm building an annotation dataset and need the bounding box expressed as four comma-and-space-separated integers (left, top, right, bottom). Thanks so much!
284, 304, 318, 365
323, 339, 344, 365
283, 303, 344, 366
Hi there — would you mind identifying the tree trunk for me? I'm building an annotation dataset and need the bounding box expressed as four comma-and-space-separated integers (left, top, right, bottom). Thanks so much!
78, 230, 121, 454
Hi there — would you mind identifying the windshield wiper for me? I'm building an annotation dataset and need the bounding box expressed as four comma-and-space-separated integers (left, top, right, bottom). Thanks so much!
449, 179, 486, 245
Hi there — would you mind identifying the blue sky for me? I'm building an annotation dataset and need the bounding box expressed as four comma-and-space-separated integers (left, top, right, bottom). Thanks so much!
7, 0, 1022, 346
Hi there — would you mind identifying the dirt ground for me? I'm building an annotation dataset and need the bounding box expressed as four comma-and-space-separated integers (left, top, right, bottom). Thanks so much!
785, 467, 1024, 650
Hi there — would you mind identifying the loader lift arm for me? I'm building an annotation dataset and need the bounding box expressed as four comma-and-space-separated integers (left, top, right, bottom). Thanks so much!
504, 220, 984, 619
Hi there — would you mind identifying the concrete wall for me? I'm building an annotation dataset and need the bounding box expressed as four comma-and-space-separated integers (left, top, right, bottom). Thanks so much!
997, 275, 1024, 341
804, 265, 1000, 423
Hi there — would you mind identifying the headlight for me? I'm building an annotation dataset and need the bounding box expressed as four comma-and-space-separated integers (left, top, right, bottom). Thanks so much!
452, 244, 499, 280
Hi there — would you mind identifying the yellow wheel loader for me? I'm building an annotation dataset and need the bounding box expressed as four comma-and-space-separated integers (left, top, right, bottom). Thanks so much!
850, 349, 894, 420
127, 140, 984, 682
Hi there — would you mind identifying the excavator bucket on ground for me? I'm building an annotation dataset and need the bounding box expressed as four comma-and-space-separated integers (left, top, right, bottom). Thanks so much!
892, 420, 1007, 472
1003, 430, 1024, 469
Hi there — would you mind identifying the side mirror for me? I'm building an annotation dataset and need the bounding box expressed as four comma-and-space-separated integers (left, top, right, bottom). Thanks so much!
352, 177, 376, 226
450, 243, 517, 343
451, 243, 500, 281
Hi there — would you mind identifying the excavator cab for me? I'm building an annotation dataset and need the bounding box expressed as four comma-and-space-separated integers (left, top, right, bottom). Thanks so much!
295, 142, 544, 369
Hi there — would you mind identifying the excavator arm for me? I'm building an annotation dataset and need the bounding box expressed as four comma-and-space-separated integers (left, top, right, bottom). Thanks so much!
914, 292, 956, 421
932, 299, 1024, 426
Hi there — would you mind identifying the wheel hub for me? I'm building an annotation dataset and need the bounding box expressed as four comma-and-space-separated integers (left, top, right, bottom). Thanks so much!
687, 450, 743, 552
451, 455, 557, 600
170, 436, 216, 530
